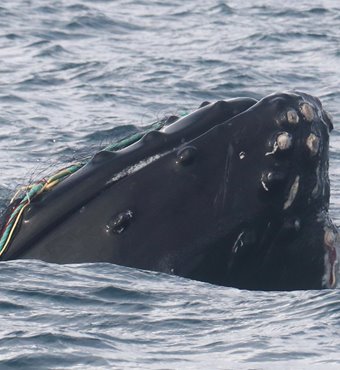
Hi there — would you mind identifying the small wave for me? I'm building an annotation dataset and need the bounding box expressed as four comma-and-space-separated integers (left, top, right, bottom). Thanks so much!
0, 94, 26, 104
36, 45, 73, 58
66, 15, 143, 33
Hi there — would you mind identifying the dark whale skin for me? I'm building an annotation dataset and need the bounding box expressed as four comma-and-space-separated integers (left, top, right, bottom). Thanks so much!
0, 91, 338, 291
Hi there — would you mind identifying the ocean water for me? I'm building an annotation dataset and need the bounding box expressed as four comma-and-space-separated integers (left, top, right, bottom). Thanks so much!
0, 0, 340, 369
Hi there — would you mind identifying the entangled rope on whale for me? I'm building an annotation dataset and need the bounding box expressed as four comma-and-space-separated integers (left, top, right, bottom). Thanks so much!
0, 119, 168, 257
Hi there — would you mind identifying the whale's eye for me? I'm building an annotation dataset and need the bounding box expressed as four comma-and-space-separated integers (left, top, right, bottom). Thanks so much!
176, 146, 197, 166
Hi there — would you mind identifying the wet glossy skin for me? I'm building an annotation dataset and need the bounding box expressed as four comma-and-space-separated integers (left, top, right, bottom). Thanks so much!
0, 92, 338, 290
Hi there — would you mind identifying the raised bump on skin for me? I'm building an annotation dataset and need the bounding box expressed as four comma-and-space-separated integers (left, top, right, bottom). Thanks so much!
324, 228, 336, 247
265, 132, 292, 156
92, 150, 116, 164
287, 109, 299, 124
277, 132, 293, 150
306, 133, 320, 156
142, 130, 165, 143
283, 176, 300, 210
323, 228, 338, 288
300, 103, 314, 122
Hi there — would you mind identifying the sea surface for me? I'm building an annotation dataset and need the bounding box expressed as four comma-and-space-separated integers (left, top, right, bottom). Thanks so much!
0, 0, 340, 369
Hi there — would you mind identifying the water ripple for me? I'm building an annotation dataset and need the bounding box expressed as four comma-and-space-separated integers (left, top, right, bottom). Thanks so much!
0, 0, 340, 368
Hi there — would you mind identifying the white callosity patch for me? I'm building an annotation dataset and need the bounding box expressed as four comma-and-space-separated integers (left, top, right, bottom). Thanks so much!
300, 103, 315, 122
324, 228, 337, 246
323, 228, 338, 288
286, 109, 299, 124
306, 133, 320, 156
283, 176, 300, 210
106, 153, 165, 185
277, 132, 292, 150
265, 132, 292, 156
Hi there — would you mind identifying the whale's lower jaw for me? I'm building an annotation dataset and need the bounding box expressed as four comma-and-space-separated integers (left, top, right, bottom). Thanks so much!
0, 91, 338, 291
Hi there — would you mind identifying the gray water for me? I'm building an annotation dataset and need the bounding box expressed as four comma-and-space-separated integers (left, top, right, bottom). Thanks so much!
0, 0, 340, 369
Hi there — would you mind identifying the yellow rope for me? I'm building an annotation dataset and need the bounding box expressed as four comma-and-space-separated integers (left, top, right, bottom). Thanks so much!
44, 179, 61, 190
0, 201, 30, 257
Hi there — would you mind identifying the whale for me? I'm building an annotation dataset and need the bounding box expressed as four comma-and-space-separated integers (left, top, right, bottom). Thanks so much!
0, 91, 338, 291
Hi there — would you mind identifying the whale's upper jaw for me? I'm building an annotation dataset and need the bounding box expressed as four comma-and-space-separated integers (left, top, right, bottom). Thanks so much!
203, 91, 338, 290
0, 91, 338, 291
